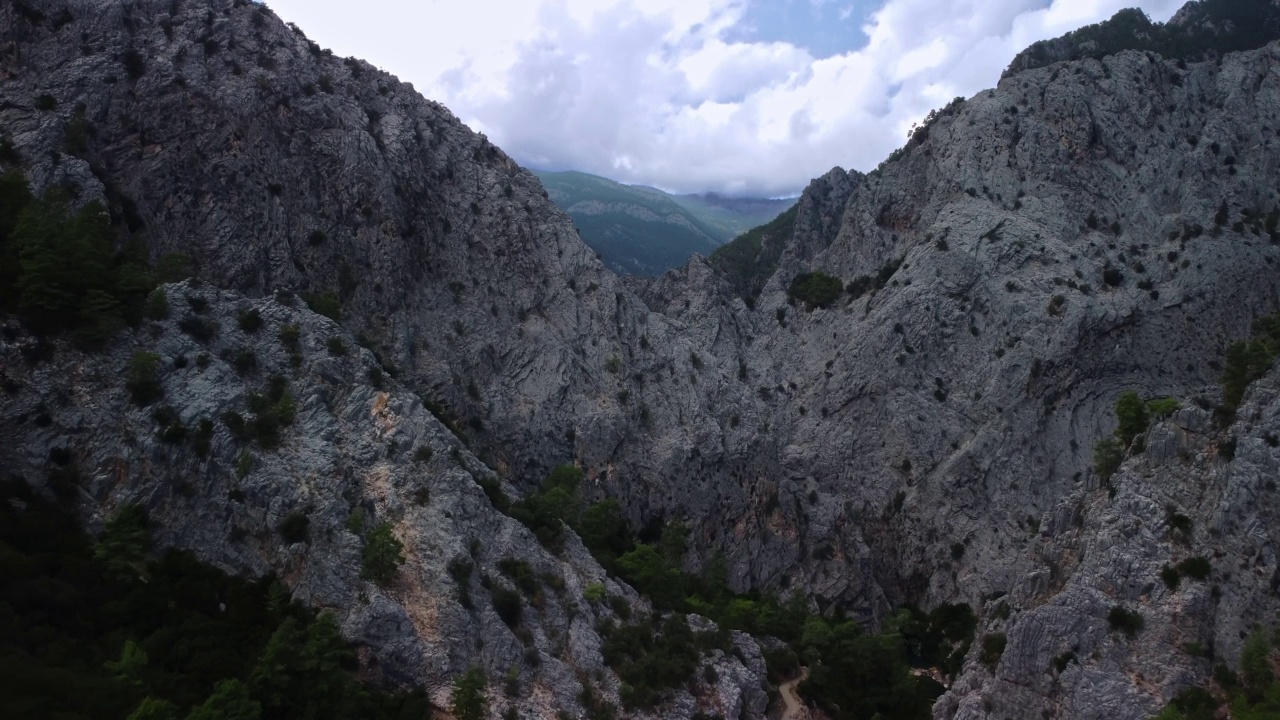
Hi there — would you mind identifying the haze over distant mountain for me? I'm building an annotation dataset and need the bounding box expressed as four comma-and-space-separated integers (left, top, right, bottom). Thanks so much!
534, 170, 794, 276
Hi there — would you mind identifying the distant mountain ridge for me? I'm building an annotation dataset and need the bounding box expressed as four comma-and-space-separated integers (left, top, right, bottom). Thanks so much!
1004, 0, 1280, 78
534, 170, 794, 276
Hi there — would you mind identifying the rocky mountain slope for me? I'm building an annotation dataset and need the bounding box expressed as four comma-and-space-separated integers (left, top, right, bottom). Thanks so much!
0, 280, 769, 719
4, 0, 1280, 718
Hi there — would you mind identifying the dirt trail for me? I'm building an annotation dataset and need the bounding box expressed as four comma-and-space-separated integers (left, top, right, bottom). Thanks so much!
779, 668, 810, 720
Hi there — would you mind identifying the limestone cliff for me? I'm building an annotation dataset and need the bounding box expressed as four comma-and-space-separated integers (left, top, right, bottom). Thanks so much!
4, 0, 1280, 718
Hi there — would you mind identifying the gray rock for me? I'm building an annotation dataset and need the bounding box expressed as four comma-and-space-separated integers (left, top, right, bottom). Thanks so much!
4, 1, 1280, 717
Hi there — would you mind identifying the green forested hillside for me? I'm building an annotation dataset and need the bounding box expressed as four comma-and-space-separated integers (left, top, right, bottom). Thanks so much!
534, 170, 793, 276
1007, 0, 1280, 77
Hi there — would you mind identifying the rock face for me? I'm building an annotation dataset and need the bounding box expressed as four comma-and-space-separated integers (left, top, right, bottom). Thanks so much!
4, 0, 1280, 718
0, 281, 770, 719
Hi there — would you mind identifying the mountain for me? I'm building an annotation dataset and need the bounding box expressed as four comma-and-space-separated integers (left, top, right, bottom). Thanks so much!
669, 191, 796, 239
4, 0, 1280, 719
1004, 0, 1280, 78
534, 169, 794, 276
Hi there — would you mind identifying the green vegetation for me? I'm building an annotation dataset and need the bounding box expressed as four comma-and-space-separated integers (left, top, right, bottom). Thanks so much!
980, 633, 1007, 670
1113, 392, 1149, 445
126, 351, 164, 406
1093, 437, 1125, 483
1010, 1, 1280, 76
278, 512, 309, 544
304, 292, 342, 322
1219, 312, 1280, 426
787, 272, 844, 310
507, 464, 585, 552
534, 170, 793, 277
498, 464, 969, 716
449, 668, 487, 720
1107, 606, 1144, 638
0, 480, 430, 720
1160, 556, 1210, 593
0, 174, 157, 348
1095, 391, 1182, 482
709, 205, 798, 299
360, 522, 406, 587
237, 308, 263, 333
222, 376, 297, 449
1154, 625, 1280, 719
845, 256, 905, 300
600, 612, 725, 709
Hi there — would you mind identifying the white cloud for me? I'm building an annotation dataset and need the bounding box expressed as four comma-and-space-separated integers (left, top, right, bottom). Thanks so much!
264, 0, 1186, 197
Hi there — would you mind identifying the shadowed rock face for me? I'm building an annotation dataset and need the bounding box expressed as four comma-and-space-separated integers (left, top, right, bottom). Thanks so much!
4, 0, 1280, 717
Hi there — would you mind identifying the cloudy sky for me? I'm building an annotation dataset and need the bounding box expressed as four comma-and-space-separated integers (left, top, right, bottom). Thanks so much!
265, 0, 1185, 197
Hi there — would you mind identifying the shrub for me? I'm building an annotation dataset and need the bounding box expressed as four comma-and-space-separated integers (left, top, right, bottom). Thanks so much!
414, 446, 433, 463
787, 272, 843, 310
126, 352, 163, 406
230, 348, 257, 375
235, 450, 253, 478
145, 289, 170, 320
1166, 506, 1193, 540
1093, 438, 1124, 482
1146, 397, 1180, 418
1102, 268, 1124, 287
360, 522, 405, 586
278, 324, 301, 352
1219, 313, 1280, 422
1107, 606, 1144, 637
237, 308, 263, 333
1161, 565, 1181, 591
326, 336, 346, 356
585, 582, 606, 604
497, 558, 539, 598
980, 633, 1007, 670
34, 94, 57, 111
1177, 556, 1211, 581
278, 512, 309, 544
178, 315, 217, 343
475, 475, 511, 513
304, 292, 342, 322
491, 585, 522, 627
1114, 392, 1149, 445
154, 253, 194, 283
449, 668, 488, 720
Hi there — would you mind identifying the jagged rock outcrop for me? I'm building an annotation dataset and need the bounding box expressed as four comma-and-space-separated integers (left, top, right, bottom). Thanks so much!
941, 373, 1280, 720
5, 0, 1280, 717
0, 281, 770, 719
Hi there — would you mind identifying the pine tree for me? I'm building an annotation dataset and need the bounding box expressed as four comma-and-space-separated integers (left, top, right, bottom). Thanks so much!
449, 668, 488, 720
360, 522, 405, 586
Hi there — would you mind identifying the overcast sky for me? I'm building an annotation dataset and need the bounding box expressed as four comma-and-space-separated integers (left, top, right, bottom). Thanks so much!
264, 0, 1185, 197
